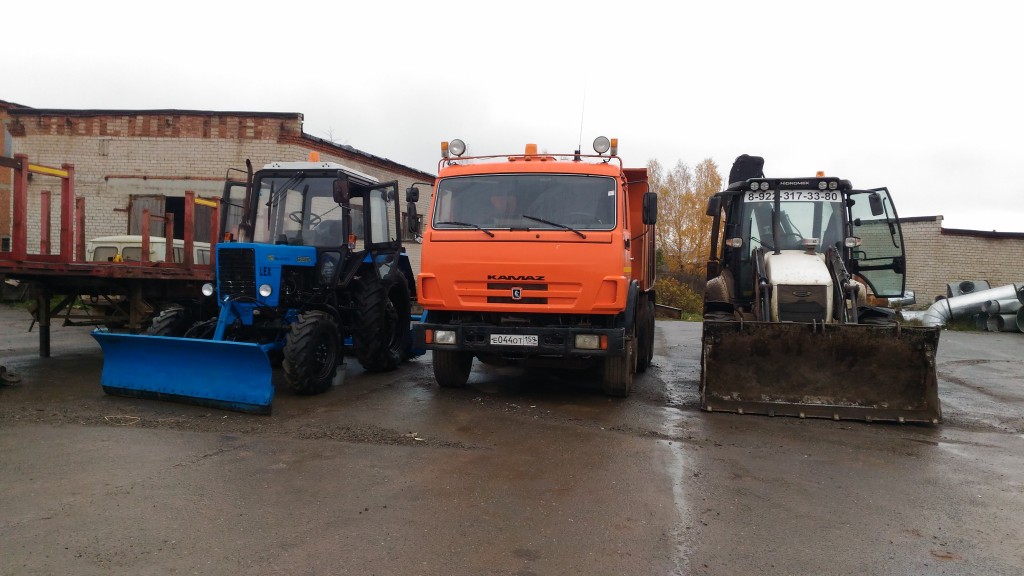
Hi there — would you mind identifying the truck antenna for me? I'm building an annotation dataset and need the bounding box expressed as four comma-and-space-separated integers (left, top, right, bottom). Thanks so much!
576, 81, 588, 156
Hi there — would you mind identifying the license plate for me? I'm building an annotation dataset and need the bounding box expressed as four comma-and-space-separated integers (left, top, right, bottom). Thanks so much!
490, 334, 538, 347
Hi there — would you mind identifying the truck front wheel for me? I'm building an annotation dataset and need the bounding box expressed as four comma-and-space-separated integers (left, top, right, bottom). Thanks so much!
433, 350, 473, 388
283, 311, 340, 395
603, 337, 636, 397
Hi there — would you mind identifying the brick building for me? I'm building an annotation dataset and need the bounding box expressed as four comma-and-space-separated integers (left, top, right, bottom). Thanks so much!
901, 216, 1024, 304
0, 100, 433, 272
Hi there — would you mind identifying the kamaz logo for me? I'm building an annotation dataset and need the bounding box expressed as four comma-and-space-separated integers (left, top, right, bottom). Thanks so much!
488, 274, 545, 281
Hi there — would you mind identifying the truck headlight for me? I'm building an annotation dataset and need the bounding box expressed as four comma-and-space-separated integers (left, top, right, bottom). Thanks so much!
575, 334, 602, 350
201, 283, 215, 297
259, 284, 273, 298
434, 330, 456, 345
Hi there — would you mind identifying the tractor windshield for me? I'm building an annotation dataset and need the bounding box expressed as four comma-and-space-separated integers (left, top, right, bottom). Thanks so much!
432, 174, 616, 231
251, 174, 346, 247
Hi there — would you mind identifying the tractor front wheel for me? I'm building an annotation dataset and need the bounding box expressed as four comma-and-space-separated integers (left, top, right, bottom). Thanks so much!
146, 306, 194, 337
283, 311, 340, 395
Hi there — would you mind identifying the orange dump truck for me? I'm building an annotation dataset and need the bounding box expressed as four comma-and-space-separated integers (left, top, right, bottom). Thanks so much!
411, 137, 657, 395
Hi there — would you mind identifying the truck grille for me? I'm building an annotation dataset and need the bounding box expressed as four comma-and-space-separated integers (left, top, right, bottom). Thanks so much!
776, 284, 827, 322
218, 248, 256, 299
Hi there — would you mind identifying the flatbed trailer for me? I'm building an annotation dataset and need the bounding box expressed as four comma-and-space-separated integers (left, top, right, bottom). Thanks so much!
0, 154, 218, 357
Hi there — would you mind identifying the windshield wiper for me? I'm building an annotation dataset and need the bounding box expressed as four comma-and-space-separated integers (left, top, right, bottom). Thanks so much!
522, 215, 586, 238
435, 221, 495, 237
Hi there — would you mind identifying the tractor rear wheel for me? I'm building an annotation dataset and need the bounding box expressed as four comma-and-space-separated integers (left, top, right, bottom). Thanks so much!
433, 350, 473, 388
283, 311, 340, 395
353, 274, 411, 372
146, 306, 193, 337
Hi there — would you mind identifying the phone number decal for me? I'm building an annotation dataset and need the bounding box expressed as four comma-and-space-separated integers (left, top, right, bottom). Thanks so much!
745, 190, 840, 202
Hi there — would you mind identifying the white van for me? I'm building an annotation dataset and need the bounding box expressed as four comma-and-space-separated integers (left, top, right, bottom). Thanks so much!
86, 235, 212, 265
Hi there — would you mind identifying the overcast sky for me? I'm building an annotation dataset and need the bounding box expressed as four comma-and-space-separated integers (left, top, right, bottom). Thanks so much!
4, 1, 1022, 232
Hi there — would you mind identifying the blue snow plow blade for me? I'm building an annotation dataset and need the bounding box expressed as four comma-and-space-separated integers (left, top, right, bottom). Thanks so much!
92, 331, 275, 414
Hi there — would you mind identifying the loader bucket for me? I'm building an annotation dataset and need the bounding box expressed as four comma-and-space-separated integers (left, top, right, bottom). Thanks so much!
700, 321, 942, 424
92, 331, 274, 414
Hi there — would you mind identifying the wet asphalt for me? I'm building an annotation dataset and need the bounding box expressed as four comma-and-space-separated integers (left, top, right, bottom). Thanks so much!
0, 304, 1022, 576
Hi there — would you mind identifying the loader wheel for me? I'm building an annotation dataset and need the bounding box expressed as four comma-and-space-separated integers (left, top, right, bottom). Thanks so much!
352, 274, 411, 372
603, 337, 636, 397
283, 311, 340, 395
146, 306, 193, 337
433, 350, 473, 388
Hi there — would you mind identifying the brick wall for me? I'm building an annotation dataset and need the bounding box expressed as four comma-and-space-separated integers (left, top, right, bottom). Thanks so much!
902, 216, 1024, 305
2, 107, 432, 274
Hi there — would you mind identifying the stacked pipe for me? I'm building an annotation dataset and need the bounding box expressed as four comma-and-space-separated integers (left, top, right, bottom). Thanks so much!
901, 283, 1024, 332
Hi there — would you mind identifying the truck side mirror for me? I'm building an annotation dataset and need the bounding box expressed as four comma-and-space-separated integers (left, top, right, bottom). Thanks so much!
333, 179, 350, 204
643, 192, 658, 225
406, 201, 419, 234
706, 196, 722, 217
868, 192, 884, 216
406, 186, 420, 203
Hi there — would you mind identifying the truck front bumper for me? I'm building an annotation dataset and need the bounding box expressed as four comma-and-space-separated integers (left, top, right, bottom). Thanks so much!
413, 323, 627, 358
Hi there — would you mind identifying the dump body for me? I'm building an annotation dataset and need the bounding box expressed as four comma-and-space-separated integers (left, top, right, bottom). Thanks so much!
702, 156, 941, 423
413, 140, 657, 394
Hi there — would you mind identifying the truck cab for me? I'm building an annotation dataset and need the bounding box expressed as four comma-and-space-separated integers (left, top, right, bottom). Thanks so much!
413, 137, 657, 396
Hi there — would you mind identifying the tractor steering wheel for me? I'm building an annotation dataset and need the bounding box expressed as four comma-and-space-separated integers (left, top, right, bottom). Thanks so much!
289, 211, 322, 227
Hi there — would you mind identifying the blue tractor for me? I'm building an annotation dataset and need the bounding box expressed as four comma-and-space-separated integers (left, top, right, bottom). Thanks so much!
93, 157, 419, 413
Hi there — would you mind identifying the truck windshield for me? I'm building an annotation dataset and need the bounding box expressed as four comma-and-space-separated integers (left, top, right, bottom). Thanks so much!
433, 174, 616, 231
252, 175, 345, 247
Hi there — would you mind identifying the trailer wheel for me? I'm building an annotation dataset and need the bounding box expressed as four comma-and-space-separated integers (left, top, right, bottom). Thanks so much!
283, 311, 340, 395
603, 337, 635, 397
146, 306, 193, 337
433, 350, 473, 388
352, 274, 411, 372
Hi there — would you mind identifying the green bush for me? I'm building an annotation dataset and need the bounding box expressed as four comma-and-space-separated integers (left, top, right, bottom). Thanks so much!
655, 276, 703, 314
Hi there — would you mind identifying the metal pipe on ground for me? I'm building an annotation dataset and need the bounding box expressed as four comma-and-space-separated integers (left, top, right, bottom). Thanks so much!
901, 283, 1024, 328
987, 314, 1021, 333
976, 314, 991, 331
1018, 307, 1024, 332
981, 299, 1022, 315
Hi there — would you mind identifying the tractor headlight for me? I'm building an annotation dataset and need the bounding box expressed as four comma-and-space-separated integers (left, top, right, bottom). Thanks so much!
818, 181, 828, 190
844, 237, 863, 248
201, 283, 215, 297
759, 182, 769, 191
258, 284, 273, 298
749, 182, 759, 191
829, 181, 838, 190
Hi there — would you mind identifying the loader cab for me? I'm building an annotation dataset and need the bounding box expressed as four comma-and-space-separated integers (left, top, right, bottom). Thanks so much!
707, 178, 907, 306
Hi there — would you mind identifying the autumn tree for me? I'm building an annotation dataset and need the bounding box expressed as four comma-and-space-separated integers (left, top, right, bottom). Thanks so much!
648, 157, 722, 286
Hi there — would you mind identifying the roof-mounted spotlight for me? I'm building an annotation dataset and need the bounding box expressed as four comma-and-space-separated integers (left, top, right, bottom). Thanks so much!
593, 136, 611, 155
449, 139, 467, 157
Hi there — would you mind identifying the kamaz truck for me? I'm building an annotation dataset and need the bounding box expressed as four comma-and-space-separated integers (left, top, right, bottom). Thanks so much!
412, 137, 657, 396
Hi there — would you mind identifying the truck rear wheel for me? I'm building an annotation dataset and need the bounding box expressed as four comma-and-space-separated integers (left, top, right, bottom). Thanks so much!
433, 350, 473, 388
352, 274, 411, 372
603, 337, 636, 397
636, 298, 655, 373
283, 311, 340, 395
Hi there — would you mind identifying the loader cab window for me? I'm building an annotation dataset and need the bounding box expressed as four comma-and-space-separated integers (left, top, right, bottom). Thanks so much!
433, 174, 617, 231
847, 187, 906, 298
736, 194, 845, 297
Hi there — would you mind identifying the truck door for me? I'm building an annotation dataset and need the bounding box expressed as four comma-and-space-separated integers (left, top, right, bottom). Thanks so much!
846, 187, 906, 298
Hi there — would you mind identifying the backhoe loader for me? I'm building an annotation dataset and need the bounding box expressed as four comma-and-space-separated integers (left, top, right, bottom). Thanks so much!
701, 155, 941, 423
